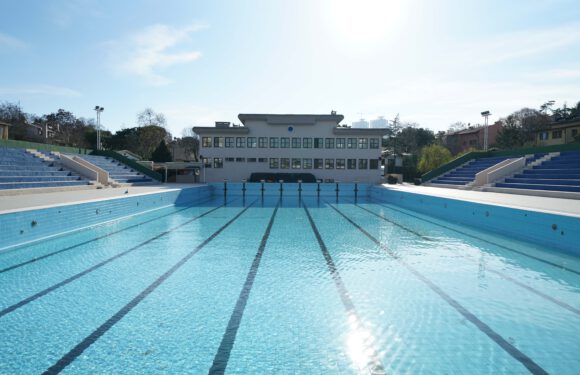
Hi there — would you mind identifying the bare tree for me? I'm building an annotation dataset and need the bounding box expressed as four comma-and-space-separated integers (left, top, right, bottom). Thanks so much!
137, 108, 167, 128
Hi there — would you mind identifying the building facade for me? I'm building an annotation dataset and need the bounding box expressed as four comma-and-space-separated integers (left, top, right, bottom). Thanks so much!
536, 119, 580, 146
445, 122, 502, 154
370, 116, 388, 129
193, 113, 387, 183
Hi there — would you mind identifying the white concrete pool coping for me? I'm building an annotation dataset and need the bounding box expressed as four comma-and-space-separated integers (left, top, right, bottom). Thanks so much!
0, 184, 206, 215
381, 184, 580, 218
2, 182, 580, 219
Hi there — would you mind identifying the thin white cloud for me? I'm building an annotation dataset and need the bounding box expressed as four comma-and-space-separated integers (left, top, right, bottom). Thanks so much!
49, 0, 104, 29
468, 24, 580, 64
0, 32, 27, 49
0, 85, 81, 97
106, 23, 205, 85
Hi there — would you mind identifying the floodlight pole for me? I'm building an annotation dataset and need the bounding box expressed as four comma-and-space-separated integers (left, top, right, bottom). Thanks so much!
481, 110, 491, 151
94, 106, 104, 150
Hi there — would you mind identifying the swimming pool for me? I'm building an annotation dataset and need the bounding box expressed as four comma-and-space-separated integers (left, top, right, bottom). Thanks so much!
0, 194, 579, 374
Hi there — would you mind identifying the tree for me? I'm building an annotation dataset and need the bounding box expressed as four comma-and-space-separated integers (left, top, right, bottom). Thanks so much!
417, 144, 452, 173
151, 140, 172, 162
137, 108, 167, 128
495, 108, 550, 149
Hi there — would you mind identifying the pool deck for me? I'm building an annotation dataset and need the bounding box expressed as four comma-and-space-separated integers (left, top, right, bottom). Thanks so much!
381, 183, 580, 218
0, 184, 205, 214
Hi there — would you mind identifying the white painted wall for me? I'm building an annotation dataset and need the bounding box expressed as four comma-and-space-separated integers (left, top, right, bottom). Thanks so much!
198, 117, 384, 183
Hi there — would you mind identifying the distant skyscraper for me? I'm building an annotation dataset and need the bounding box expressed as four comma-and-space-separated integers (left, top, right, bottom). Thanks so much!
351, 118, 369, 128
370, 116, 388, 128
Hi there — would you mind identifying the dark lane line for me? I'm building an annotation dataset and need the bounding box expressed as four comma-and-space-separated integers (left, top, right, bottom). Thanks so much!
43, 201, 255, 375
0, 196, 218, 275
303, 203, 386, 375
0, 202, 230, 319
375, 200, 580, 276
209, 202, 280, 375
326, 202, 548, 375
351, 202, 580, 316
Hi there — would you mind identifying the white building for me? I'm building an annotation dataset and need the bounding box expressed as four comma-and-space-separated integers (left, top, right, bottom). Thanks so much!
370, 116, 388, 129
193, 113, 387, 183
351, 118, 369, 129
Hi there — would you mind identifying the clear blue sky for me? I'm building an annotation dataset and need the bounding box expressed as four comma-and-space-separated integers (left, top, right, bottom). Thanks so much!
1, 0, 579, 136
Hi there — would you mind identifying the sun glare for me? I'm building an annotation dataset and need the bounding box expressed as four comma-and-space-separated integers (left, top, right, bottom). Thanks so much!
325, 0, 401, 46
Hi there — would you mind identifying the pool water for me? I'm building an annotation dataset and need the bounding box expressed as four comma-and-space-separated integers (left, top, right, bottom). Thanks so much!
0, 196, 579, 374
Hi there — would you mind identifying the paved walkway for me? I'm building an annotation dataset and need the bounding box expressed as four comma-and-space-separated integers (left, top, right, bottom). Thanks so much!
381, 184, 580, 218
0, 184, 204, 214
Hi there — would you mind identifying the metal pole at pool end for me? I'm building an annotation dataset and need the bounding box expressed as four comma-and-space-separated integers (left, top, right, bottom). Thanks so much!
279, 179, 284, 197
260, 179, 265, 200
317, 179, 321, 199
223, 179, 228, 202
298, 179, 302, 204
354, 181, 358, 202
335, 181, 339, 203
242, 179, 247, 198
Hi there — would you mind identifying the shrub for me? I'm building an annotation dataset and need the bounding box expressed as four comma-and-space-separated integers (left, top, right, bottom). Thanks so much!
418, 144, 452, 173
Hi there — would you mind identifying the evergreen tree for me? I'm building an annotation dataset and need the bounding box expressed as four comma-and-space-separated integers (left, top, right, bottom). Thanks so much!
151, 140, 172, 162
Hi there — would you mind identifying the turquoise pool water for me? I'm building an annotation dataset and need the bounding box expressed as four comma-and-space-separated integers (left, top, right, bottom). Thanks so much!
0, 196, 579, 374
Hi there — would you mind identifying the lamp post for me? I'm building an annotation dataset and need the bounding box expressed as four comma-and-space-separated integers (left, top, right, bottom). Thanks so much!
481, 110, 491, 151
94, 106, 104, 150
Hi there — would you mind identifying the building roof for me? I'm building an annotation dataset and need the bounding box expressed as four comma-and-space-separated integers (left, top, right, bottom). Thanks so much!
238, 113, 344, 125
0, 121, 12, 127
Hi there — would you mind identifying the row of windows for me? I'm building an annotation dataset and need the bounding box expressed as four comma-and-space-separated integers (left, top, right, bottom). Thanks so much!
202, 137, 380, 149
204, 158, 379, 170
538, 129, 579, 140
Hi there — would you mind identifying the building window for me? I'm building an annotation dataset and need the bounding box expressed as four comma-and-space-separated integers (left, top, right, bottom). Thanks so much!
314, 138, 324, 148
358, 159, 368, 169
225, 157, 235, 162
347, 159, 356, 169
203, 157, 211, 167
572, 129, 578, 137
358, 138, 368, 149
325, 159, 334, 169
336, 138, 345, 149
247, 158, 257, 162
258, 137, 268, 148
236, 157, 245, 162
539, 132, 549, 140
247, 137, 257, 148
270, 137, 279, 148
292, 158, 301, 169
369, 159, 379, 169
370, 138, 380, 149
281, 137, 290, 148
236, 137, 245, 148
214, 137, 224, 148
303, 158, 312, 169
325, 138, 335, 149
314, 158, 323, 169
202, 137, 212, 147
336, 159, 345, 169
269, 158, 279, 169
292, 137, 301, 148
347, 138, 357, 149
258, 157, 268, 163
225, 137, 234, 148
552, 130, 562, 139
213, 158, 223, 168
303, 138, 313, 148
280, 158, 290, 169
